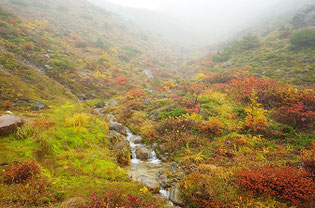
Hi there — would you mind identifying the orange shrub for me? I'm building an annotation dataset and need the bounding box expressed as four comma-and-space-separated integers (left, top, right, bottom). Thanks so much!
115, 76, 128, 85
127, 89, 145, 99
2, 100, 13, 110
237, 167, 315, 206
199, 118, 224, 136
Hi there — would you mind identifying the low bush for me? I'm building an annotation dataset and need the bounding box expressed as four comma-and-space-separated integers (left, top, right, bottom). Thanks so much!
199, 118, 224, 136
0, 176, 58, 207
237, 167, 315, 206
159, 106, 188, 118
86, 192, 160, 208
3, 160, 40, 184
180, 168, 236, 208
273, 100, 315, 130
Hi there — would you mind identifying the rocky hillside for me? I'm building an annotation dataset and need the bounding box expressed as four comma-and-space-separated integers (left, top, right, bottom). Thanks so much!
0, 0, 182, 104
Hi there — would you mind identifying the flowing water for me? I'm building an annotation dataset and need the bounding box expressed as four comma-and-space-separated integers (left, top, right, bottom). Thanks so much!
109, 116, 174, 206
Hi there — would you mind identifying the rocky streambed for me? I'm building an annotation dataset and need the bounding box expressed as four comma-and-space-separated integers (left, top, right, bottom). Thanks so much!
108, 115, 184, 207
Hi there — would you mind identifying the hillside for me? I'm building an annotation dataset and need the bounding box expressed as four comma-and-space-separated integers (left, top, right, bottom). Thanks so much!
0, 0, 182, 102
186, 15, 315, 86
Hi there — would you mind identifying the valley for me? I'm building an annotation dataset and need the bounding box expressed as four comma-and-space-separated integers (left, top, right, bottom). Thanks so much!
0, 0, 314, 208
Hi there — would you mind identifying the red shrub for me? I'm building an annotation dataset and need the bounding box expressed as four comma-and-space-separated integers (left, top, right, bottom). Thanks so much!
237, 167, 315, 206
3, 160, 41, 184
115, 76, 128, 85
158, 116, 195, 136
172, 96, 201, 114
227, 76, 278, 103
86, 192, 159, 208
3, 100, 13, 110
273, 95, 315, 129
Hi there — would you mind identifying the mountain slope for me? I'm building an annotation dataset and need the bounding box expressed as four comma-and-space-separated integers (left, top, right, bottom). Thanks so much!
0, 0, 182, 103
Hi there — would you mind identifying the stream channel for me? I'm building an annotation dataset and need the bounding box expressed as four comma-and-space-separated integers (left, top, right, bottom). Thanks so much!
109, 115, 176, 207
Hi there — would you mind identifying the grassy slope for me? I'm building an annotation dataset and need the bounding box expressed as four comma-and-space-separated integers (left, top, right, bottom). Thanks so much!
187, 29, 315, 87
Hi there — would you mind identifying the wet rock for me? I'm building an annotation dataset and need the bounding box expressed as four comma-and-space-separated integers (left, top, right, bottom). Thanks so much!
105, 100, 118, 107
135, 147, 150, 160
44, 65, 52, 69
95, 100, 118, 109
78, 94, 96, 101
169, 185, 184, 206
114, 140, 130, 151
0, 115, 23, 137
157, 169, 164, 177
143, 69, 154, 79
44, 54, 50, 58
60, 197, 87, 208
13, 100, 46, 111
109, 130, 121, 136
156, 151, 167, 162
110, 123, 127, 135
129, 135, 143, 144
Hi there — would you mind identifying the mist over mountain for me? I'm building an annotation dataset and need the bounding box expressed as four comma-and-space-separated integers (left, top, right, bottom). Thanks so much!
89, 0, 312, 51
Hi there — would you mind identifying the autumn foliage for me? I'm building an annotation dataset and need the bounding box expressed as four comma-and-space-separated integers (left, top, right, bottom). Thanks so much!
237, 167, 315, 206
86, 192, 159, 208
3, 160, 41, 184
199, 118, 224, 136
115, 76, 128, 85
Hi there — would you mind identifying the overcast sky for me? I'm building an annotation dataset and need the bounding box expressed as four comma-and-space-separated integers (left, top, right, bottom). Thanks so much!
106, 0, 278, 11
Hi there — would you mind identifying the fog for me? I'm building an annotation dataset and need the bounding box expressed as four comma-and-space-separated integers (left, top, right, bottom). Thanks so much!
90, 0, 313, 49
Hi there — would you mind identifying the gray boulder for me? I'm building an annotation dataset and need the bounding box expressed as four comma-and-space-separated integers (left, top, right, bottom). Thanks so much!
169, 185, 184, 206
0, 115, 23, 137
114, 140, 130, 151
129, 135, 143, 144
143, 69, 154, 79
109, 123, 127, 135
105, 100, 118, 107
135, 147, 150, 160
